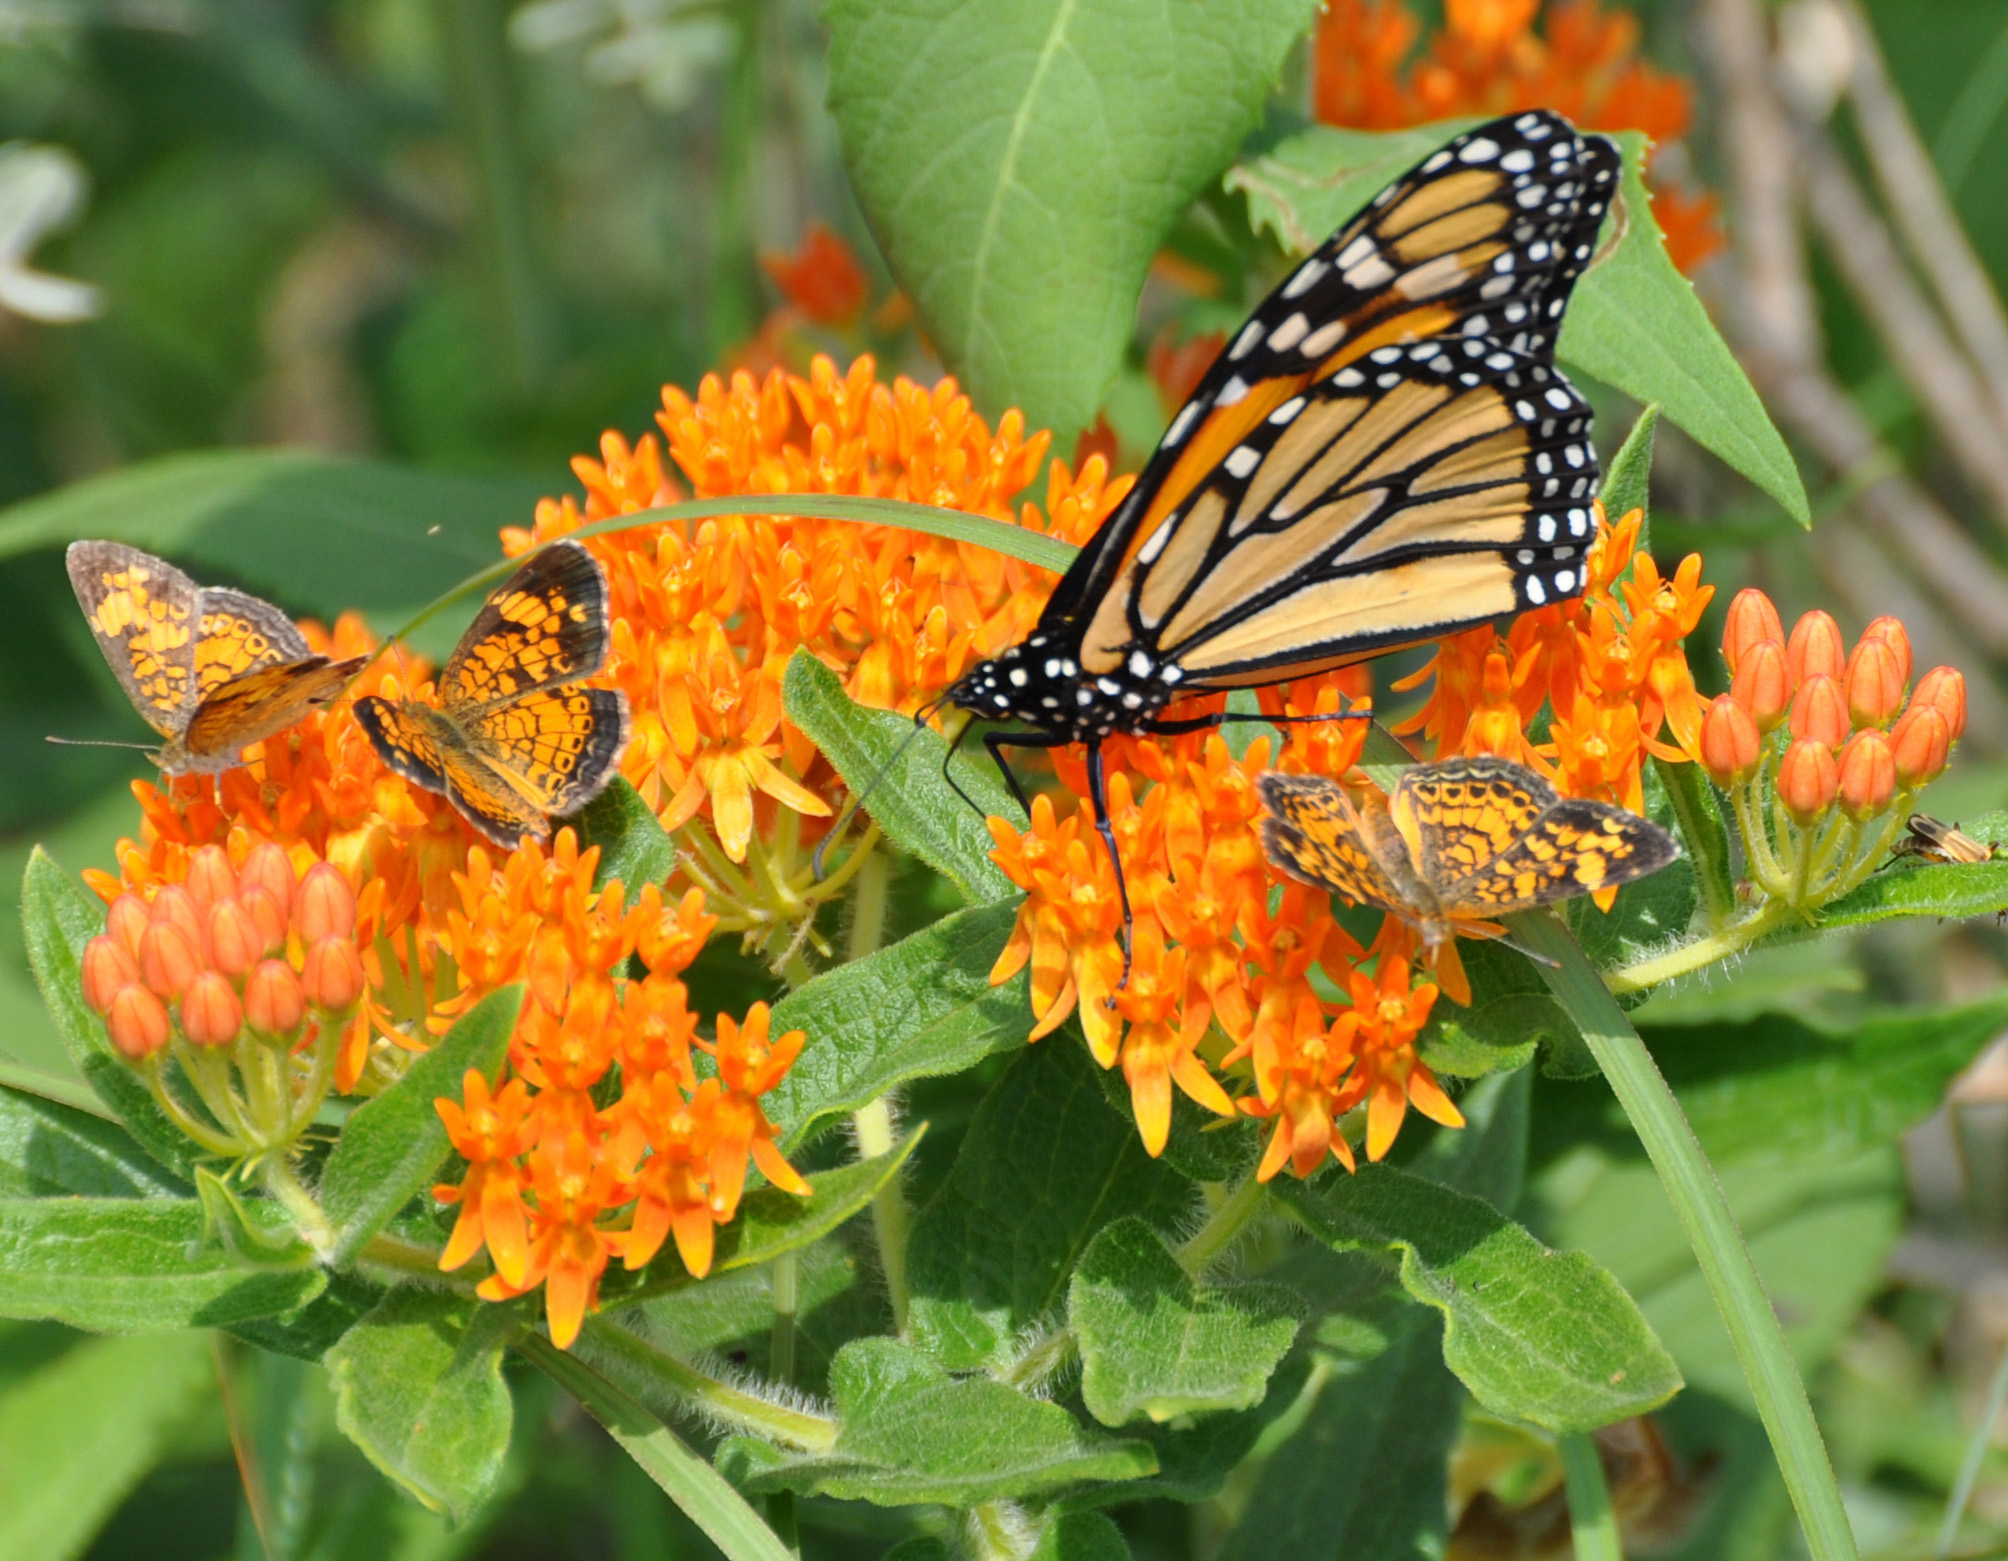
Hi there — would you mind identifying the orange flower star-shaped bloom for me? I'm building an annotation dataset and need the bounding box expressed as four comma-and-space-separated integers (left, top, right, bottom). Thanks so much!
479, 1130, 632, 1349
1113, 920, 1236, 1157
435, 1070, 537, 1285
1345, 952, 1462, 1162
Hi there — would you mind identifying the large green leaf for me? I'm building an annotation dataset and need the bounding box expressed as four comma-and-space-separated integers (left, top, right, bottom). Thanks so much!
0, 1331, 213, 1561
0, 1195, 324, 1331
1229, 125, 1809, 524
721, 1338, 1156, 1506
316, 986, 522, 1264
1213, 1314, 1462, 1561
1032, 1513, 1131, 1560
780, 650, 1016, 904
1069, 1217, 1300, 1426
327, 1289, 514, 1525
573, 777, 676, 904
825, 0, 1322, 440
0, 1083, 188, 1199
906, 1040, 1195, 1369
765, 901, 1030, 1150
1274, 1163, 1681, 1432
19, 848, 201, 1179
1815, 811, 2008, 928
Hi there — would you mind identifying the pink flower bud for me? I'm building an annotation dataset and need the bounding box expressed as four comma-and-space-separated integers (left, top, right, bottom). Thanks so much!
238, 885, 288, 956
1859, 616, 1913, 684
1837, 729, 1898, 821
106, 893, 149, 959
1700, 695, 1762, 787
138, 920, 202, 1000
302, 937, 365, 1014
1789, 673, 1851, 750
183, 844, 236, 910
1731, 639, 1791, 732
294, 863, 357, 946
1723, 588, 1785, 676
179, 971, 243, 1048
206, 899, 263, 980
1912, 666, 1967, 743
1844, 637, 1906, 729
81, 935, 139, 1016
238, 841, 295, 917
243, 959, 307, 1037
106, 984, 170, 1061
1786, 610, 1846, 687
1778, 739, 1839, 824
1890, 705, 1952, 787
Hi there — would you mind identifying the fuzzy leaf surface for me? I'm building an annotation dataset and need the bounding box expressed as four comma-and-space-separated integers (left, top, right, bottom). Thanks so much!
0, 1083, 188, 1199
575, 776, 677, 904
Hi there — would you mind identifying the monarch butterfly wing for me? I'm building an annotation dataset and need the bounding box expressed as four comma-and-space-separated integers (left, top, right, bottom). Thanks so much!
1387, 756, 1559, 894
440, 540, 613, 714
1254, 771, 1408, 915
1431, 796, 1682, 918
1051, 114, 1617, 686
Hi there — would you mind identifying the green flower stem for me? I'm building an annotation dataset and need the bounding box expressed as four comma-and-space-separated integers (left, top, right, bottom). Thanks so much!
518, 1331, 799, 1561
1176, 1170, 1268, 1276
1605, 900, 1790, 994
177, 1044, 254, 1146
1653, 757, 1735, 933
1560, 1433, 1623, 1561
1509, 910, 1858, 1561
260, 1157, 335, 1253
845, 848, 913, 1333
579, 1318, 838, 1452
141, 1059, 240, 1155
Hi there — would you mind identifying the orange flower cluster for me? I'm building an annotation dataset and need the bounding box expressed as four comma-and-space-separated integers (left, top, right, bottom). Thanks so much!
1396, 507, 1710, 846
986, 671, 1465, 1179
1310, 0, 1725, 272
429, 829, 807, 1348
505, 355, 1129, 944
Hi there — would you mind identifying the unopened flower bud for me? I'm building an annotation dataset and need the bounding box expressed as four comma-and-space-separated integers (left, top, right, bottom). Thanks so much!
138, 920, 202, 999
302, 937, 365, 1014
183, 844, 236, 910
206, 899, 263, 979
1700, 695, 1762, 787
294, 863, 357, 945
1859, 616, 1913, 684
238, 885, 288, 955
1837, 729, 1898, 820
1731, 639, 1791, 731
243, 959, 307, 1036
1912, 665, 1967, 743
238, 841, 295, 916
1844, 637, 1906, 729
1890, 705, 1952, 787
81, 935, 139, 1016
1778, 738, 1839, 824
106, 984, 170, 1061
1786, 609, 1846, 687
106, 893, 149, 959
148, 884, 205, 957
1789, 673, 1851, 749
180, 970, 243, 1048
1723, 588, 1785, 675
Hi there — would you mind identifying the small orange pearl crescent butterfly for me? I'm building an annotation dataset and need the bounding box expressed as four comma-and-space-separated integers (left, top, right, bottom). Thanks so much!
354, 539, 629, 850
67, 540, 367, 774
1257, 755, 1680, 1004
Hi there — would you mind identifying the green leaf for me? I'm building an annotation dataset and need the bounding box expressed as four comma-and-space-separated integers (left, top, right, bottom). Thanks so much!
213, 1341, 321, 1561
1273, 1163, 1681, 1432
0, 1083, 189, 1199
1420, 945, 1569, 1082
1816, 812, 2008, 927
1564, 760, 1698, 976
1600, 403, 1659, 538
780, 649, 1016, 903
316, 986, 522, 1264
602, 1131, 923, 1307
906, 1041, 1196, 1368
327, 1289, 514, 1525
1070, 1217, 1300, 1426
0, 1195, 325, 1331
224, 1273, 387, 1364
721, 1339, 1156, 1506
0, 1331, 213, 1561
1654, 755, 1737, 931
574, 776, 676, 903
20, 848, 199, 1179
765, 901, 1030, 1150
0, 449, 547, 634
1409, 1064, 1530, 1213
1031, 1512, 1130, 1561
1230, 125, 1809, 525
1212, 1312, 1462, 1561
825, 0, 1321, 440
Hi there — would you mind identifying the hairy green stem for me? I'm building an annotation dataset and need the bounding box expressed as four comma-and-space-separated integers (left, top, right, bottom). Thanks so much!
581, 1319, 837, 1451
844, 850, 913, 1333
1605, 899, 1791, 994
261, 1157, 335, 1253
1510, 910, 1857, 1561
1176, 1171, 1268, 1276
1561, 1432, 1623, 1561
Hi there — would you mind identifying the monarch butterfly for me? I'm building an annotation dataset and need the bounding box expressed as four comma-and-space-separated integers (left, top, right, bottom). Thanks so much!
945, 109, 1621, 951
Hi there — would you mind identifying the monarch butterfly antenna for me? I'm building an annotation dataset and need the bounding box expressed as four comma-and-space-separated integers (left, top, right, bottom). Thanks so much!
1497, 936, 1562, 971
810, 701, 941, 883
45, 735, 157, 752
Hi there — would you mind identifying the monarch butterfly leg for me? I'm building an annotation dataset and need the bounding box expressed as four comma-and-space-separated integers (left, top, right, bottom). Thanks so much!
1084, 742, 1137, 991
977, 729, 1068, 820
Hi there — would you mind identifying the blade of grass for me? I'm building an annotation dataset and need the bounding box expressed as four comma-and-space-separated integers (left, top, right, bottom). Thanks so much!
1507, 909, 1858, 1561
1561, 1432, 1622, 1561
1935, 1333, 2008, 1560
518, 1332, 795, 1561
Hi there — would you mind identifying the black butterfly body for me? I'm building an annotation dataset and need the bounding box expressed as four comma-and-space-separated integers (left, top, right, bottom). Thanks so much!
943, 110, 1621, 951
